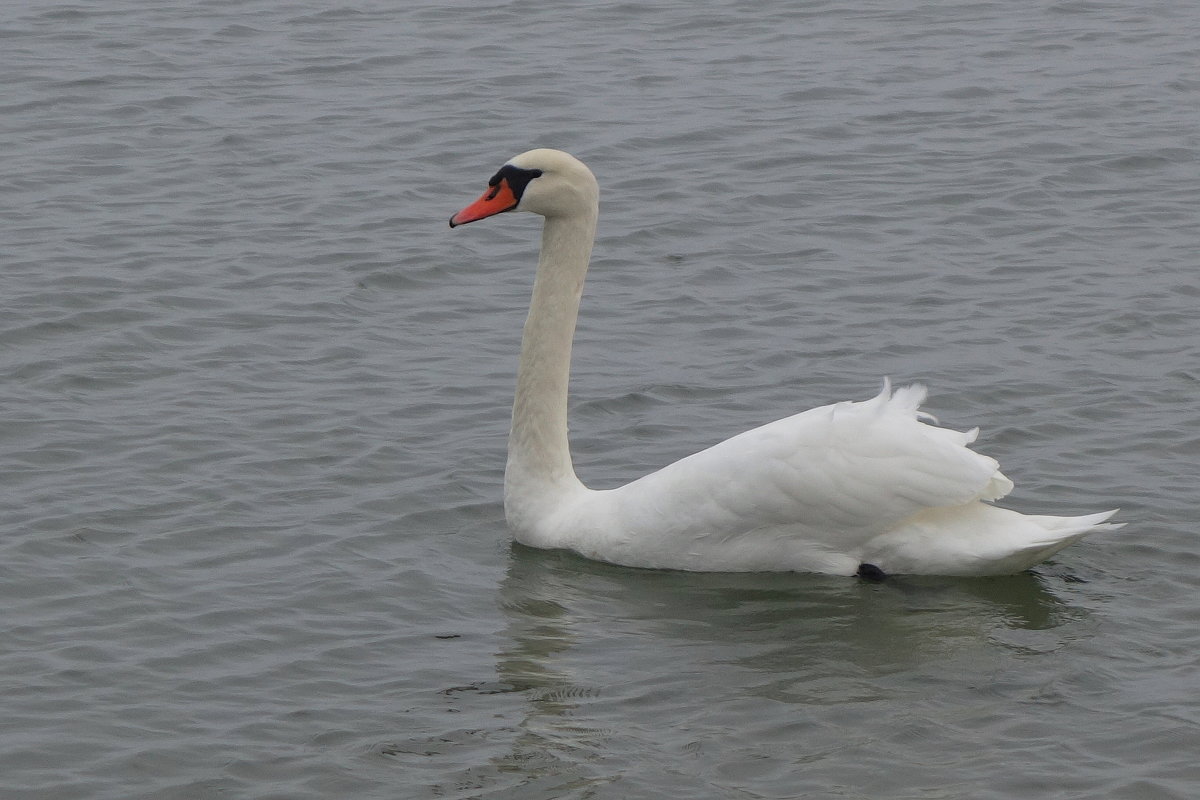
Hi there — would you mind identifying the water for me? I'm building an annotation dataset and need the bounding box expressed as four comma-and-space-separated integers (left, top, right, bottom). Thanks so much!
3, 1, 1199, 797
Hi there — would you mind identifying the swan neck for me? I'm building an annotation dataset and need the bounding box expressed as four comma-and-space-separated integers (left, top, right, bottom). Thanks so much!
506, 209, 597, 509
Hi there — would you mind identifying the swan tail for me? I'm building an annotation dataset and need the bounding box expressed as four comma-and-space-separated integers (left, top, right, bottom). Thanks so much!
993, 509, 1124, 573
863, 506, 1123, 576
1026, 509, 1125, 543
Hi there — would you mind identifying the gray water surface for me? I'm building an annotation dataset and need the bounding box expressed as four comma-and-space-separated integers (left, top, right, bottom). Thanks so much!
3, 1, 1199, 798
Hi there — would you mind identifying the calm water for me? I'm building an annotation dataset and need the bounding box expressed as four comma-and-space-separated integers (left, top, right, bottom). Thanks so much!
3, 1, 1199, 798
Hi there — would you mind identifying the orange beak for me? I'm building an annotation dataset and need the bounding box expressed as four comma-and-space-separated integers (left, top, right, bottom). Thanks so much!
449, 178, 518, 228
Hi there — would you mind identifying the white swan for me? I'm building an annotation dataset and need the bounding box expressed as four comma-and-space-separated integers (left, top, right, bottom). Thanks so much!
449, 148, 1120, 576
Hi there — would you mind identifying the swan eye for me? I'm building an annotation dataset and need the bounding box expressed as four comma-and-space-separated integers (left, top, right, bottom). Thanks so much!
489, 165, 544, 202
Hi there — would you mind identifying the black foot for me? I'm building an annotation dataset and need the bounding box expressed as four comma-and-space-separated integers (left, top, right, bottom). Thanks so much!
856, 563, 887, 582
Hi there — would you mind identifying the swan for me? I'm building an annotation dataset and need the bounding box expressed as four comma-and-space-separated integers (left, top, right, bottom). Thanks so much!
449, 148, 1120, 576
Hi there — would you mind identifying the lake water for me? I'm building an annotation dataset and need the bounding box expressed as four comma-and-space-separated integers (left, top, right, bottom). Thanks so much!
3, 1, 1199, 797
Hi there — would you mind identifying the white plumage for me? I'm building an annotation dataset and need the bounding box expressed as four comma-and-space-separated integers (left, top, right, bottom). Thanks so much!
450, 149, 1120, 576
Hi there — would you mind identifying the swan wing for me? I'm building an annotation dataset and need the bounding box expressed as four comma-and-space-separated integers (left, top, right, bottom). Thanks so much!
576, 382, 1013, 571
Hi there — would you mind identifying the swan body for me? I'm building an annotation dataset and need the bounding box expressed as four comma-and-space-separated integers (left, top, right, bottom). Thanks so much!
449, 149, 1120, 576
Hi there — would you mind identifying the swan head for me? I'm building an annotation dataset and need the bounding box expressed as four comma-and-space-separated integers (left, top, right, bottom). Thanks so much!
449, 149, 597, 227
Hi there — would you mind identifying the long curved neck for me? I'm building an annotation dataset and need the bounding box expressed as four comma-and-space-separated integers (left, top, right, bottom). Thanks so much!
505, 208, 598, 513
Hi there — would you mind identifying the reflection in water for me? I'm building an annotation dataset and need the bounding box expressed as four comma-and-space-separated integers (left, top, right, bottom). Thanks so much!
478, 544, 1086, 795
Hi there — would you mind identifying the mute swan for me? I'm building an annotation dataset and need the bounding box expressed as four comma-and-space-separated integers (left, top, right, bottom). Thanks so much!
449, 148, 1119, 576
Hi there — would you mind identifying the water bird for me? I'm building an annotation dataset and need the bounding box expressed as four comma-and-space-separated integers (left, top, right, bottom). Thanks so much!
449, 149, 1120, 576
